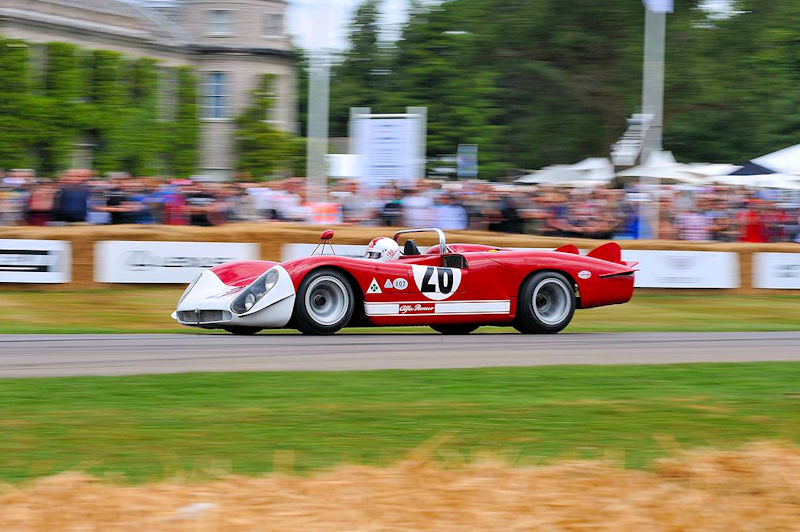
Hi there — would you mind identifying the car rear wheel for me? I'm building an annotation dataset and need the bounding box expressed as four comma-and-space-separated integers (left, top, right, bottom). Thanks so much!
430, 324, 479, 335
514, 272, 575, 334
294, 269, 355, 335
223, 326, 262, 335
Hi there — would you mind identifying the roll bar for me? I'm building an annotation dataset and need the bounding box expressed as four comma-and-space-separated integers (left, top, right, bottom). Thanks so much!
393, 228, 449, 255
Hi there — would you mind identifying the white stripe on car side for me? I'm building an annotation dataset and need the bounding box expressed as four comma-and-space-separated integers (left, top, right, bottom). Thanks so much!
365, 300, 511, 316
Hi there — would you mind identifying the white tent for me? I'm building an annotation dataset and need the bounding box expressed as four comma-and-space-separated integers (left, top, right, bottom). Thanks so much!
569, 157, 615, 181
515, 165, 582, 185
615, 152, 737, 185
515, 157, 614, 186
752, 143, 800, 174
710, 173, 800, 190
616, 152, 704, 185
685, 163, 742, 177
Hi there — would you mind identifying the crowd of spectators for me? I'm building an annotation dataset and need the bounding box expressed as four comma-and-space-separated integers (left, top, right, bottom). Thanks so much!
1, 168, 799, 242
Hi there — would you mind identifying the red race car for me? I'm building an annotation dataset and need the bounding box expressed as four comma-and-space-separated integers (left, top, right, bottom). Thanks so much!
172, 228, 636, 335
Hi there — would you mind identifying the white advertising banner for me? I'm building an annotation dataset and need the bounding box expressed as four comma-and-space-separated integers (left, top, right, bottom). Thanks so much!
95, 241, 259, 283
282, 243, 367, 261
753, 253, 800, 289
621, 250, 739, 288
354, 118, 420, 187
0, 239, 70, 283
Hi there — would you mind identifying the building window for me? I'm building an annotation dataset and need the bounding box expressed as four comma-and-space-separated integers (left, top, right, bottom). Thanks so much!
206, 10, 233, 36
203, 72, 229, 119
263, 13, 283, 36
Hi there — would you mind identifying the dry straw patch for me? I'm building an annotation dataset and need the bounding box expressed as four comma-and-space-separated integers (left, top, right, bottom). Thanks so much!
2, 443, 800, 531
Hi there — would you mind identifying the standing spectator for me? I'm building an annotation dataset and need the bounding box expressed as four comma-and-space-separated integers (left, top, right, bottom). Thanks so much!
433, 194, 468, 230
184, 183, 218, 226
675, 208, 712, 241
26, 181, 59, 226
162, 181, 189, 225
86, 181, 111, 225
103, 180, 135, 224
55, 170, 90, 223
402, 185, 434, 227
380, 188, 404, 226
229, 184, 260, 222
0, 174, 30, 226
248, 184, 277, 220
737, 200, 767, 243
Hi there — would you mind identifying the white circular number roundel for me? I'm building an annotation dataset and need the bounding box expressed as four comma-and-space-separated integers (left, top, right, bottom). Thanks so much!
411, 265, 462, 301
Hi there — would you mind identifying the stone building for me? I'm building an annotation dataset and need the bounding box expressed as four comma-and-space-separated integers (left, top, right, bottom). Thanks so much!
0, 0, 296, 179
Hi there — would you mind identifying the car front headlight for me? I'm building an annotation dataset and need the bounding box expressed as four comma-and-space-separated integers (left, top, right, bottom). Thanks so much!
231, 268, 280, 314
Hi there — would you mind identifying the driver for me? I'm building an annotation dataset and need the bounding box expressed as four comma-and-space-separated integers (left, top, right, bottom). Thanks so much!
364, 237, 401, 261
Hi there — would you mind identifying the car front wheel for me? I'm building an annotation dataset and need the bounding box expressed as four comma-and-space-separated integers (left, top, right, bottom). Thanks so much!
514, 272, 575, 334
294, 269, 355, 335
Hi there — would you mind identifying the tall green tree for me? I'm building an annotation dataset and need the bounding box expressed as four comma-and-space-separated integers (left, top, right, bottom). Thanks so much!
329, 0, 393, 137
167, 67, 200, 178
331, 0, 800, 176
234, 74, 295, 179
85, 50, 126, 174
392, 0, 505, 175
36, 42, 83, 174
116, 58, 161, 176
0, 38, 35, 169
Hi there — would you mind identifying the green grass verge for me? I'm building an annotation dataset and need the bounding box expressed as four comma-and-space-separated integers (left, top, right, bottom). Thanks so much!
0, 289, 798, 334
2, 363, 799, 483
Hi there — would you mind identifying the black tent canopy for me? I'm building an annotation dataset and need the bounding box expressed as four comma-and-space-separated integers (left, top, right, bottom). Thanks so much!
729, 161, 776, 176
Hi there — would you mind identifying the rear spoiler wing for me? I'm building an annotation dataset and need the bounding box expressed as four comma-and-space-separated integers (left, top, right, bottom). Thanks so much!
556, 242, 638, 269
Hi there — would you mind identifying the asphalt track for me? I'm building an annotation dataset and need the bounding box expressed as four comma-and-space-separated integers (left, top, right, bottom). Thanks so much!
0, 331, 799, 378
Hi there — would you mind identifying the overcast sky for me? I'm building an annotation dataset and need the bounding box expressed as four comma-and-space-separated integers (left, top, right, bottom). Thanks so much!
287, 0, 409, 51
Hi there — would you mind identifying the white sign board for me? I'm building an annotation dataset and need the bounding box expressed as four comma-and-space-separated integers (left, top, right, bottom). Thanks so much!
621, 250, 739, 288
95, 241, 259, 283
753, 253, 800, 289
0, 239, 70, 283
354, 117, 421, 188
282, 244, 367, 261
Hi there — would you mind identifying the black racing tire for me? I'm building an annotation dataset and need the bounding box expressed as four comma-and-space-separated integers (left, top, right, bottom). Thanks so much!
294, 268, 355, 335
223, 326, 262, 335
513, 271, 575, 334
430, 324, 479, 335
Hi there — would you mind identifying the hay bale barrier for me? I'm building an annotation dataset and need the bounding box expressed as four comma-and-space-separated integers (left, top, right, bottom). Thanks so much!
1, 223, 799, 290
2, 443, 799, 530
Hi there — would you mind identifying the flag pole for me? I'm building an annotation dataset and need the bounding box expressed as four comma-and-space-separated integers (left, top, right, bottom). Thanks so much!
640, 2, 668, 238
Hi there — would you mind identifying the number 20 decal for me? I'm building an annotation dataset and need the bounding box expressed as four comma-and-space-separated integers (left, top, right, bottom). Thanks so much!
411, 265, 463, 301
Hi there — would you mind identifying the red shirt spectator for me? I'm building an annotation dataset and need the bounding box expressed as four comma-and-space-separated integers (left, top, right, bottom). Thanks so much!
738, 203, 767, 243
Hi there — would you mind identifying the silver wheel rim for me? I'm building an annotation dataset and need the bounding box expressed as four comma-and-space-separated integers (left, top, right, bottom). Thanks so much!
305, 276, 349, 326
532, 278, 571, 326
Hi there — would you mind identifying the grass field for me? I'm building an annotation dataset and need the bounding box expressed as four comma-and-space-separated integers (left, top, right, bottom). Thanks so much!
0, 289, 798, 333
2, 362, 799, 484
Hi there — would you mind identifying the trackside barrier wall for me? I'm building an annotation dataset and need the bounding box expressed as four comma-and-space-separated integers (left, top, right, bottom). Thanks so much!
1, 224, 799, 290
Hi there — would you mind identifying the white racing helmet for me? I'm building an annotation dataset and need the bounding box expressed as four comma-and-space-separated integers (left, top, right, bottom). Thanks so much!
365, 237, 401, 261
